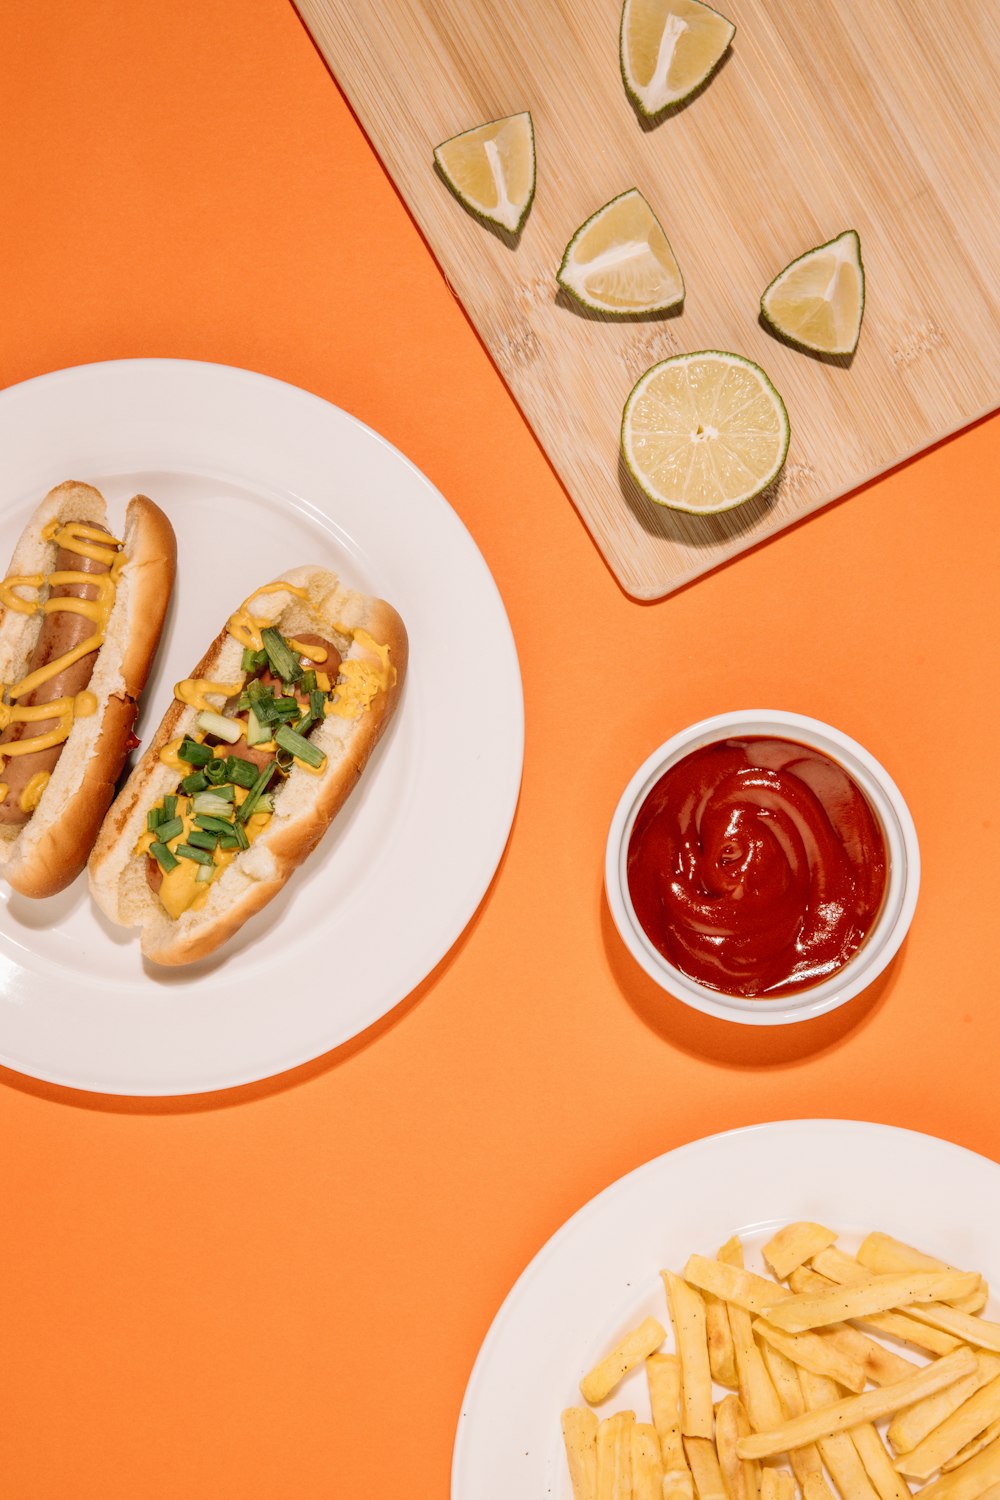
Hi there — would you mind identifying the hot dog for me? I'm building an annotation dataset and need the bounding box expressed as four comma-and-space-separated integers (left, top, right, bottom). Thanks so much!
0, 482, 176, 897
88, 567, 407, 965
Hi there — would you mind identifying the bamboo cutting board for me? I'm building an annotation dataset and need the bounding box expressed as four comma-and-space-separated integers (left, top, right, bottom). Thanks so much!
293, 0, 1000, 598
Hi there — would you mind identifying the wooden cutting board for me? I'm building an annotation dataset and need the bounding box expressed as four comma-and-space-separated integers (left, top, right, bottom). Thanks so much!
293, 0, 1000, 598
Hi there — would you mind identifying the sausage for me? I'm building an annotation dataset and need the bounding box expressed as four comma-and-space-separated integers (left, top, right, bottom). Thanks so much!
0, 523, 114, 826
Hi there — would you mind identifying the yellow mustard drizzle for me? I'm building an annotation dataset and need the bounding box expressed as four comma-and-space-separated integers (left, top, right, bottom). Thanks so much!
174, 678, 243, 713
135, 789, 272, 920
226, 582, 311, 652
0, 522, 123, 762
19, 771, 50, 813
325, 628, 395, 720
0, 783, 8, 804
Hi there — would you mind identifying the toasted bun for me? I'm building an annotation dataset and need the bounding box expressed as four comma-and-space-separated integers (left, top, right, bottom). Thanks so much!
88, 567, 407, 965
0, 482, 177, 898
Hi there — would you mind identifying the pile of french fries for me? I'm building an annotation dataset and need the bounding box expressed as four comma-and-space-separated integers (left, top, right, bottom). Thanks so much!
562, 1225, 1000, 1500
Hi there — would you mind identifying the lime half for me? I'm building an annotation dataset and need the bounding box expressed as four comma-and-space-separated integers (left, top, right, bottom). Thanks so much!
620, 0, 735, 117
761, 231, 865, 356
557, 189, 684, 316
622, 351, 790, 513
433, 113, 536, 234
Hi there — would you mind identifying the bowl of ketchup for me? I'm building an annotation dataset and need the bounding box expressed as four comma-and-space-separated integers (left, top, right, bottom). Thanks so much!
605, 711, 919, 1025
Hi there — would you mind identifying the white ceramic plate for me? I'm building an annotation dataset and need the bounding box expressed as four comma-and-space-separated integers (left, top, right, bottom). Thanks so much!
0, 359, 523, 1095
452, 1119, 1000, 1499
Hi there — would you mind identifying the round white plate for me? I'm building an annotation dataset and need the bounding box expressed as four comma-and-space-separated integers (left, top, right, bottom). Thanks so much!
0, 359, 523, 1095
452, 1119, 1000, 1499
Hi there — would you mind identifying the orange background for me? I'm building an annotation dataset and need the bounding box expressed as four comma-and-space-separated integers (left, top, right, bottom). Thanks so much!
0, 3, 997, 1495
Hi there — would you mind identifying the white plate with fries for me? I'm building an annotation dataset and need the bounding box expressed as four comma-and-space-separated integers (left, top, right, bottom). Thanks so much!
451, 1120, 1000, 1500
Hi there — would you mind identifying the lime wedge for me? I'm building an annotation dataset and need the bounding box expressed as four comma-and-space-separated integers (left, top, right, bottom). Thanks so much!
761, 231, 865, 356
433, 113, 536, 234
622, 351, 790, 513
557, 189, 684, 316
620, 0, 735, 117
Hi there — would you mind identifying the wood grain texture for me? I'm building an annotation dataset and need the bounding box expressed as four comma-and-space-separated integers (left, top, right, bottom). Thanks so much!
293, 0, 1000, 598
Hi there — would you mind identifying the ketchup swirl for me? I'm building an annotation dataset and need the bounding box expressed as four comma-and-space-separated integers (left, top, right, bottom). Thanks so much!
626, 737, 887, 998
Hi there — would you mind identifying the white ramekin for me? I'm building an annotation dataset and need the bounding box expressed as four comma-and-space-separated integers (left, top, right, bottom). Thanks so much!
605, 710, 920, 1026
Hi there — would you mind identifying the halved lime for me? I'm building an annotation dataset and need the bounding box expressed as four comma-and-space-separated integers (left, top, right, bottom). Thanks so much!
620, 0, 735, 117
557, 189, 684, 316
433, 113, 536, 234
761, 231, 865, 356
622, 351, 790, 512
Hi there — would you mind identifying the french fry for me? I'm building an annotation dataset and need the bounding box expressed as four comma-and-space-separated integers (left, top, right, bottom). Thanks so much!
647, 1354, 689, 1475
685, 1256, 794, 1315
715, 1395, 760, 1500
851, 1423, 913, 1500
889, 1356, 1000, 1454
760, 1471, 796, 1500
760, 1341, 837, 1500
753, 1318, 868, 1393
857, 1235, 989, 1315
664, 1273, 714, 1440
763, 1273, 981, 1333
764, 1224, 838, 1282
685, 1436, 727, 1500
664, 1472, 698, 1500
942, 1419, 1000, 1473
896, 1377, 1000, 1481
918, 1437, 1000, 1500
562, 1408, 599, 1500
788, 1266, 961, 1357
798, 1368, 880, 1500
596, 1411, 635, 1500
708, 1239, 741, 1389
821, 1325, 919, 1387
633, 1421, 666, 1500
736, 1348, 979, 1459
904, 1305, 1000, 1354
581, 1316, 667, 1404
728, 1297, 786, 1433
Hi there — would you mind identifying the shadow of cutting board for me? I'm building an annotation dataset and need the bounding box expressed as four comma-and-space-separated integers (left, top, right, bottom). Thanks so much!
293, 0, 1000, 598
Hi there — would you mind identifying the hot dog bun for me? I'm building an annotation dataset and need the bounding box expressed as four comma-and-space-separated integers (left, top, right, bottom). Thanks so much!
0, 481, 176, 898
88, 567, 407, 966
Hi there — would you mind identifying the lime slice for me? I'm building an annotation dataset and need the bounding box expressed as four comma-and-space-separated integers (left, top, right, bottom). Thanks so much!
620, 0, 735, 117
622, 351, 790, 513
433, 113, 536, 234
557, 189, 684, 316
760, 230, 865, 356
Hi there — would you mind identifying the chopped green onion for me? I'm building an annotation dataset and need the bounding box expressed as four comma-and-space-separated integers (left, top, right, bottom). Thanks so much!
196, 709, 242, 744
149, 840, 179, 873
246, 705, 271, 747
180, 770, 209, 795
271, 696, 301, 721
301, 669, 317, 694
147, 807, 164, 833
237, 761, 277, 824
162, 795, 178, 820
274, 724, 327, 769
192, 790, 235, 818
218, 833, 240, 851
310, 689, 325, 720
247, 679, 279, 724
275, 748, 294, 771
224, 756, 259, 789
186, 828, 218, 852
176, 843, 213, 866
204, 758, 227, 785
232, 820, 250, 849
196, 864, 215, 883
178, 737, 213, 767
241, 646, 267, 673
261, 626, 303, 685
155, 816, 184, 844
255, 793, 274, 815
194, 814, 235, 835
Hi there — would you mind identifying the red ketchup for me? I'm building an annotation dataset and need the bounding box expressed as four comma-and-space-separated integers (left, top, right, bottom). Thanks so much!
626, 737, 887, 998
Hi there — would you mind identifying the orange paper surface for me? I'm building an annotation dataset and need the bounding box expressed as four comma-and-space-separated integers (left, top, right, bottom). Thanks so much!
0, 3, 997, 1496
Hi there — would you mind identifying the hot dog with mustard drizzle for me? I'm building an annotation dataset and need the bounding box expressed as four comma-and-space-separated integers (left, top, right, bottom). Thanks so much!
88, 567, 407, 965
0, 482, 176, 897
